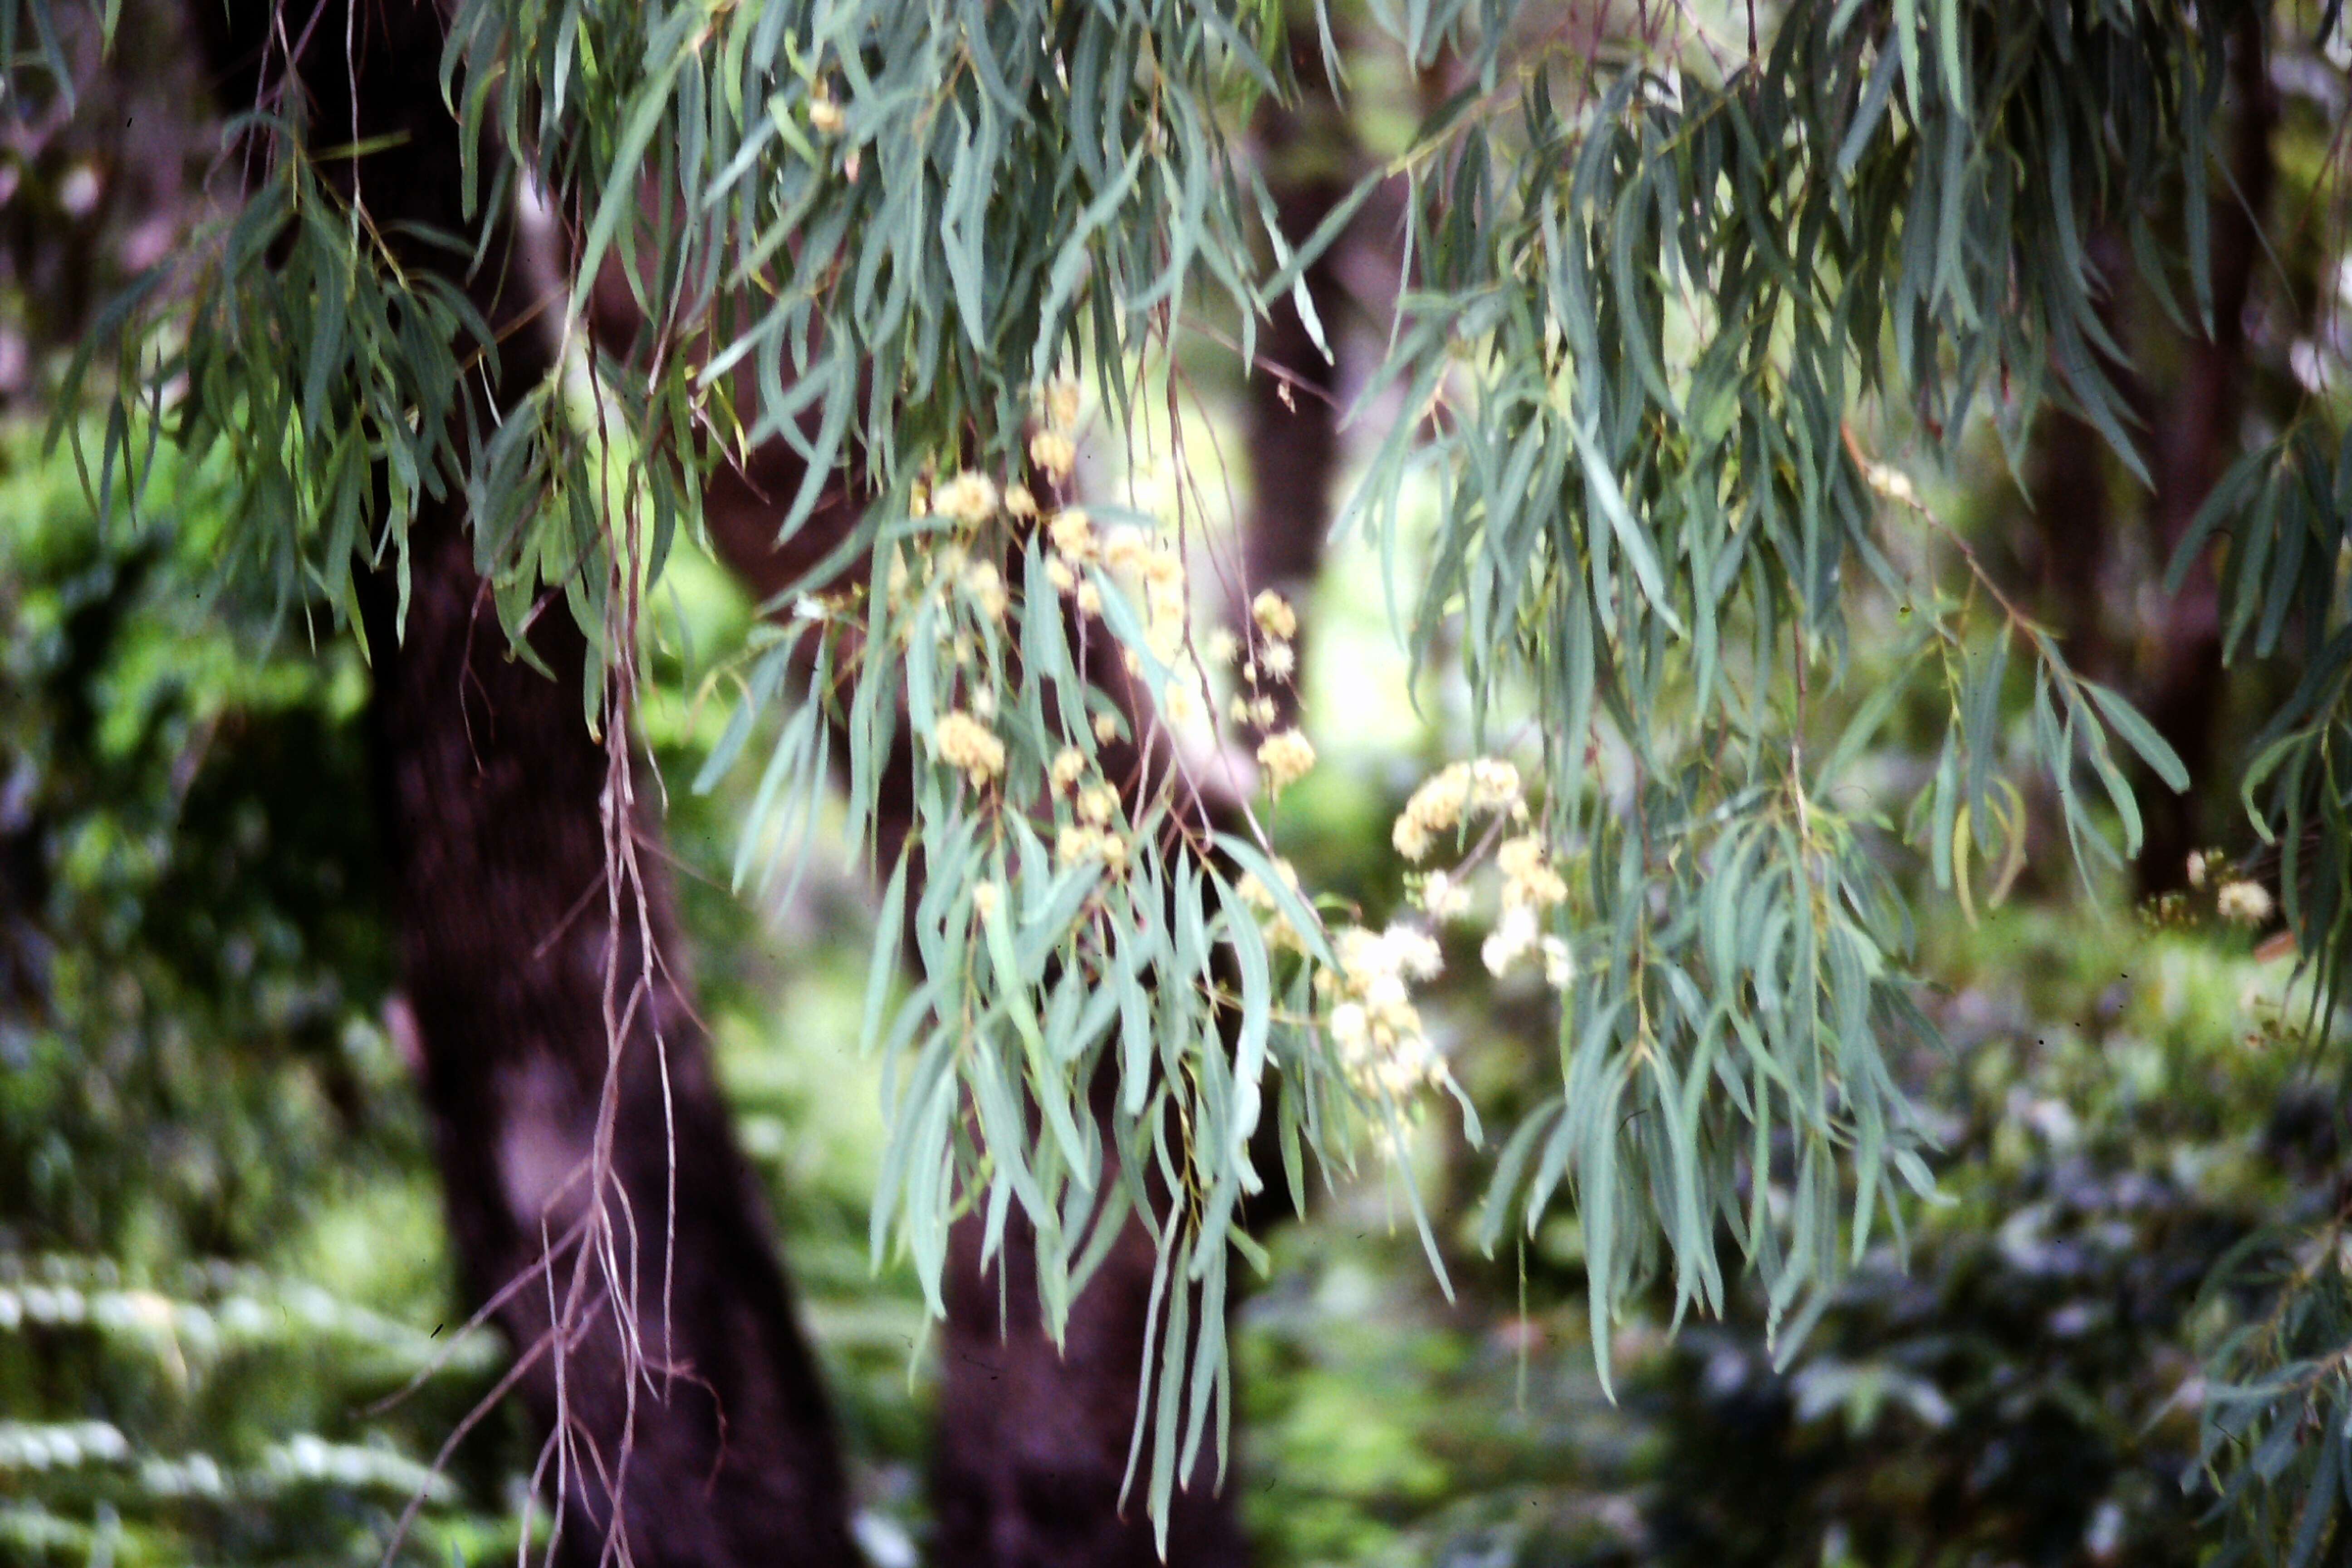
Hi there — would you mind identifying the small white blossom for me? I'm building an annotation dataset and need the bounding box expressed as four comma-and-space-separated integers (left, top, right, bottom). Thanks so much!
1496, 833, 1568, 910
1046, 375, 1082, 432
1482, 904, 1540, 977
1164, 681, 1201, 729
1030, 429, 1076, 481
964, 561, 1008, 622
1541, 936, 1573, 991
1049, 507, 1098, 563
1257, 729, 1316, 793
1251, 589, 1298, 640
1418, 870, 1471, 922
2218, 880, 2275, 927
1323, 924, 1448, 1102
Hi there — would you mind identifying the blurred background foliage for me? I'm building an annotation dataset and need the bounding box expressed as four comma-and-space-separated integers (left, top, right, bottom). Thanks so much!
6, 4, 2352, 1568
2, 413, 2341, 1565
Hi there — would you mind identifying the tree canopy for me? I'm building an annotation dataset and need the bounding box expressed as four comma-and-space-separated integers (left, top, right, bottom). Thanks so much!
11, 0, 2352, 1563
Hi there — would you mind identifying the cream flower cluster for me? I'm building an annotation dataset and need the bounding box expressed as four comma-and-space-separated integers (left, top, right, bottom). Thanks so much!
1097, 529, 1187, 658
932, 471, 1000, 529
1495, 834, 1567, 910
1029, 375, 1082, 483
2217, 879, 2275, 926
1040, 502, 1234, 761
2190, 850, 2278, 928
1206, 590, 1298, 731
1416, 869, 1472, 922
1056, 824, 1130, 872
1040, 505, 1190, 661
1481, 906, 1573, 984
1022, 415, 1316, 794
1251, 589, 1297, 641
1479, 833, 1572, 980
886, 490, 1016, 631
1392, 757, 1524, 861
962, 559, 1009, 622
1049, 751, 1129, 872
1393, 763, 1575, 991
1318, 924, 1447, 1101
1257, 729, 1316, 794
932, 710, 1005, 788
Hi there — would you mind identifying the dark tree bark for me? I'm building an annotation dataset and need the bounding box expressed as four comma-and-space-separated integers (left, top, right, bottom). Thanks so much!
2133, 10, 2276, 894
1233, 166, 1347, 740
1227, 32, 1360, 740
2018, 16, 2275, 898
930, 1150, 1250, 1568
191, 5, 857, 1564
363, 513, 856, 1568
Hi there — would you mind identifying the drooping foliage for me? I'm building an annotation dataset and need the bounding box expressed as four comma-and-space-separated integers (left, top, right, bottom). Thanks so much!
14, 0, 2352, 1556
1364, 1, 2225, 1372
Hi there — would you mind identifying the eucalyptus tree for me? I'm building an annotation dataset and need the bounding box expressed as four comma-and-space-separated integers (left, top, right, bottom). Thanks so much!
18, 0, 2352, 1562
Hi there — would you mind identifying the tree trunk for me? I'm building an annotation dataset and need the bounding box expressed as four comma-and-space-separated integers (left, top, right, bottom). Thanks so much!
2018, 18, 2274, 898
363, 512, 856, 1568
1228, 30, 1360, 740
2133, 10, 2275, 895
930, 1148, 1250, 1568
192, 4, 857, 1563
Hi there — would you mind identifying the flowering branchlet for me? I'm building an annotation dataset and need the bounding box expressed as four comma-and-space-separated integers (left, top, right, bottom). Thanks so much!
1495, 833, 1568, 910
963, 560, 1009, 622
1049, 507, 1098, 564
1029, 429, 1076, 482
2218, 880, 2275, 926
1393, 758, 1523, 861
1319, 924, 1447, 1101
933, 471, 999, 528
1251, 589, 1297, 641
1257, 729, 1316, 794
1236, 858, 1304, 950
931, 710, 1005, 788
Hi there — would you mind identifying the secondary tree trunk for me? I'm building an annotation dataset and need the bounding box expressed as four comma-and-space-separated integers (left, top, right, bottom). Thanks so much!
1227, 31, 1360, 741
930, 1151, 1250, 1568
191, 4, 857, 1563
2134, 9, 2275, 894
2018, 15, 2274, 898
